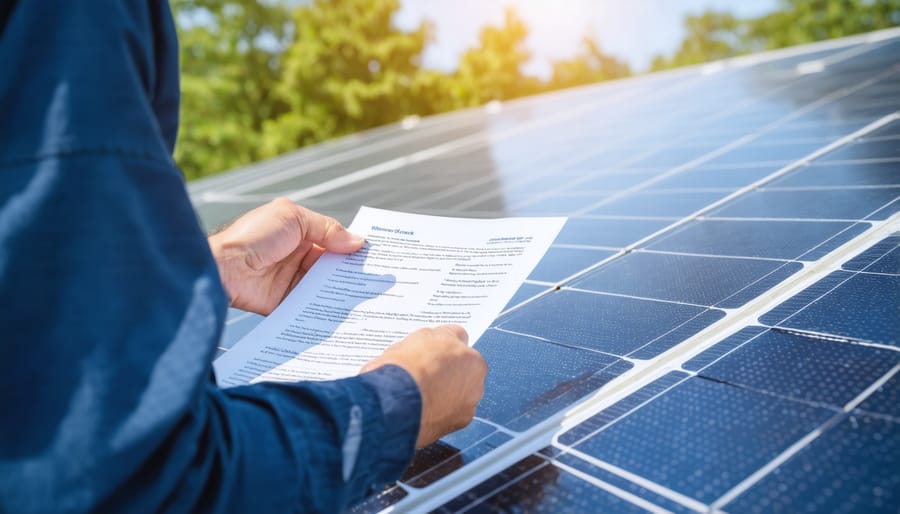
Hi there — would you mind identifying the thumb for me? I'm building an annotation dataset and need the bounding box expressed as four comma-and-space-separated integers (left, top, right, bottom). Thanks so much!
294, 205, 365, 253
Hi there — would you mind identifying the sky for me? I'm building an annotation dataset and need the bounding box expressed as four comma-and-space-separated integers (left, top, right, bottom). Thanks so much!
395, 0, 779, 76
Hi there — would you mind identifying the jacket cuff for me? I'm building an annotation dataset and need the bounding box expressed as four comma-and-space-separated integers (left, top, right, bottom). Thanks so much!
354, 364, 422, 484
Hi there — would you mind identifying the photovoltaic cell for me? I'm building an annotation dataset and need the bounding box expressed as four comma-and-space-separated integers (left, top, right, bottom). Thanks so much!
553, 453, 698, 514
585, 190, 729, 217
644, 165, 779, 190
725, 413, 900, 514
857, 373, 900, 420
768, 161, 900, 188
473, 329, 632, 431
645, 219, 870, 261
458, 460, 652, 514
557, 371, 689, 446
709, 187, 900, 220
760, 271, 900, 347
552, 217, 673, 247
497, 289, 724, 358
527, 247, 616, 282
698, 328, 899, 407
841, 233, 900, 274
572, 377, 834, 503
570, 251, 801, 307
501, 282, 548, 311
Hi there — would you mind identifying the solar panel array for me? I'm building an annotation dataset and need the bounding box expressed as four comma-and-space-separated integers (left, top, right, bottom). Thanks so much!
193, 28, 900, 513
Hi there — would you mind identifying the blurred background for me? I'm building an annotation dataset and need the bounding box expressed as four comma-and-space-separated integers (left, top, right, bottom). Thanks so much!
171, 0, 900, 181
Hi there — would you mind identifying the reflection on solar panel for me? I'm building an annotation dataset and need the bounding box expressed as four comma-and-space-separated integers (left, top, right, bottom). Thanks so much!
194, 28, 900, 513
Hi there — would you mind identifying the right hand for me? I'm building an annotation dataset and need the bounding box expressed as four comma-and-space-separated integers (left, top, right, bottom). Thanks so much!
360, 325, 487, 448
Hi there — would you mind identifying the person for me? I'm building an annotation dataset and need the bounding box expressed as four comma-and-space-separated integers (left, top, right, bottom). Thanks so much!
0, 2, 487, 513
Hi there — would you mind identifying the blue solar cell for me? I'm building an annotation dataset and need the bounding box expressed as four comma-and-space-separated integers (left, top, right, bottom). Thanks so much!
769, 161, 900, 188
645, 219, 870, 261
842, 234, 900, 274
759, 270, 851, 326
711, 187, 900, 220
725, 413, 900, 514
553, 218, 673, 247
820, 138, 900, 161
586, 191, 729, 217
561, 171, 662, 192
433, 455, 547, 514
571, 251, 800, 308
561, 149, 655, 172
511, 194, 610, 215
699, 328, 899, 407
474, 330, 631, 431
528, 247, 616, 283
646, 165, 778, 190
630, 309, 728, 359
627, 145, 723, 168
557, 371, 688, 446
858, 374, 900, 420
555, 454, 698, 514
501, 282, 549, 311
497, 290, 723, 358
762, 119, 870, 141
573, 377, 834, 504
403, 432, 512, 488
763, 272, 900, 347
703, 141, 828, 166
682, 326, 768, 371
460, 460, 653, 514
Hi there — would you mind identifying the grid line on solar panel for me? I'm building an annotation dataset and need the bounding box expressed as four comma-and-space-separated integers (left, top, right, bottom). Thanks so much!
760, 267, 900, 348
551, 454, 698, 514
723, 411, 900, 514
710, 363, 900, 511
533, 230, 900, 513
522, 120, 898, 301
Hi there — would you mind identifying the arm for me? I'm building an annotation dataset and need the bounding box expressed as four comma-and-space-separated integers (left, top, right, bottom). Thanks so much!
0, 3, 484, 514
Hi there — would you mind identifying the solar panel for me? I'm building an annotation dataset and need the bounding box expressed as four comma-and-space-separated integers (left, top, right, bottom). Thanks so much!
193, 27, 900, 513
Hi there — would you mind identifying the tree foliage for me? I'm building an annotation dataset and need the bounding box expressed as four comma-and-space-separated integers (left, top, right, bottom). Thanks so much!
262, 0, 432, 155
453, 8, 539, 106
172, 0, 897, 180
173, 0, 291, 179
652, 0, 900, 71
549, 35, 631, 90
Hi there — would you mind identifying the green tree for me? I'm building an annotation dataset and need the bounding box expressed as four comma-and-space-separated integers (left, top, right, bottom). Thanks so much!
262, 0, 433, 156
452, 8, 539, 106
548, 35, 631, 90
651, 11, 744, 71
652, 0, 900, 71
172, 0, 291, 179
746, 0, 900, 50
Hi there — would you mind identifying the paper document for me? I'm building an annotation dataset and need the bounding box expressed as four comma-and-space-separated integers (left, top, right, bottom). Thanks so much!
214, 207, 566, 386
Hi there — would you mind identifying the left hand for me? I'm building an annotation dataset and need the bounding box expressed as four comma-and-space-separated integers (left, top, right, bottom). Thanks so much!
208, 198, 365, 315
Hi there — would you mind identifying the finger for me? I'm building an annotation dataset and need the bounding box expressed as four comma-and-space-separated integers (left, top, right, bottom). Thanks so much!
438, 324, 469, 345
291, 203, 365, 253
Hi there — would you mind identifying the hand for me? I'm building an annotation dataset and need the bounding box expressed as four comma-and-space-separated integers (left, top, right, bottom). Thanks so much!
361, 325, 487, 448
209, 198, 364, 315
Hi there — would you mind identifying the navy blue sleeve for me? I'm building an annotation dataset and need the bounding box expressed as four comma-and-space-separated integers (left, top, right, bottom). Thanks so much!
0, 3, 420, 513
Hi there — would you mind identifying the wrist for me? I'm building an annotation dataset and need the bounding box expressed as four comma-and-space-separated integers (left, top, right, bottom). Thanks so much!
208, 234, 240, 306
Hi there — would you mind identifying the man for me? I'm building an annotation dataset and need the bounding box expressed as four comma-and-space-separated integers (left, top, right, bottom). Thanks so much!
0, 2, 487, 513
